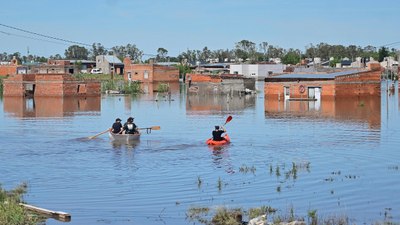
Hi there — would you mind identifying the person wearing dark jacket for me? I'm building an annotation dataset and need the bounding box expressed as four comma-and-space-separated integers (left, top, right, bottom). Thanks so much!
212, 125, 226, 141
111, 118, 123, 134
122, 117, 138, 134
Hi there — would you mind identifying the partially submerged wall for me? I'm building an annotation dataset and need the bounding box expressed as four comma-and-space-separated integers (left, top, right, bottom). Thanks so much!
186, 73, 255, 95
3, 73, 100, 97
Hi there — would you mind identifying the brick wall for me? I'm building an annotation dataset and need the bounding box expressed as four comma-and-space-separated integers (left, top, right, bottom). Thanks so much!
335, 70, 381, 97
186, 73, 222, 83
153, 65, 179, 82
124, 58, 179, 83
3, 73, 100, 97
264, 81, 336, 100
0, 65, 18, 76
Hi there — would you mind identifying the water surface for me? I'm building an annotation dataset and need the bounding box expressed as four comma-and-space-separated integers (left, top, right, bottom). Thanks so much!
0, 82, 399, 225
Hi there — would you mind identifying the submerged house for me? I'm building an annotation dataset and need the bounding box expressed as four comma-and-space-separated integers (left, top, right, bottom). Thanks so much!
185, 73, 256, 95
230, 63, 286, 80
96, 55, 124, 75
3, 73, 101, 97
264, 63, 382, 101
123, 57, 179, 83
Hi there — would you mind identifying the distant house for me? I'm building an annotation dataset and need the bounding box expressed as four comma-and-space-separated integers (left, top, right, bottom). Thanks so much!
264, 63, 382, 102
0, 57, 19, 76
230, 63, 286, 80
123, 57, 179, 83
96, 55, 124, 75
3, 73, 100, 97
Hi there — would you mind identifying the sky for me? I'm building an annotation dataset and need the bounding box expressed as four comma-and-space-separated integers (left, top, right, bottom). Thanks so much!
1, 0, 399, 58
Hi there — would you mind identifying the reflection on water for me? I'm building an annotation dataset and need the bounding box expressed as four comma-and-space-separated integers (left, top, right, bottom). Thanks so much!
265, 96, 381, 129
3, 96, 100, 118
1, 82, 399, 225
110, 139, 140, 150
210, 146, 235, 174
186, 93, 256, 114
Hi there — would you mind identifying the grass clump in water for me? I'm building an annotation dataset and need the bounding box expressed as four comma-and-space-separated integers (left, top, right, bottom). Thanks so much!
0, 183, 43, 225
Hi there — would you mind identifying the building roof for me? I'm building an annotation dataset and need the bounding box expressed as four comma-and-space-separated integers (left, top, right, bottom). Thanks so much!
155, 62, 179, 66
270, 70, 362, 80
103, 55, 123, 64
69, 60, 96, 64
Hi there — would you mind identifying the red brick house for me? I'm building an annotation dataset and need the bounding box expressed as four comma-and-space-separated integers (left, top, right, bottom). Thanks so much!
3, 73, 100, 97
123, 57, 179, 83
0, 57, 19, 76
264, 63, 382, 101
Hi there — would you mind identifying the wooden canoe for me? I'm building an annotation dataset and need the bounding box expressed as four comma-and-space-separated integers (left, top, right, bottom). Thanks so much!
109, 131, 140, 141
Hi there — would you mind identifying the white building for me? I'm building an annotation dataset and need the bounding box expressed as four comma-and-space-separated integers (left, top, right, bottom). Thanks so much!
230, 64, 286, 80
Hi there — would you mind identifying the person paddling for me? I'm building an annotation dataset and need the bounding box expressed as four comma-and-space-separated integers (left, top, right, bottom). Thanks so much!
111, 118, 123, 134
212, 125, 226, 141
122, 117, 139, 134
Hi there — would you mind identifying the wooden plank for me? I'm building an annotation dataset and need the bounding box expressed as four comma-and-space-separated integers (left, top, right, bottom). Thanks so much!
20, 203, 71, 222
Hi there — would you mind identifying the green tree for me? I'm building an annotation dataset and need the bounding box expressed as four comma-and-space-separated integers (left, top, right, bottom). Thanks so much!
64, 45, 89, 60
111, 44, 143, 62
156, 47, 168, 62
90, 43, 108, 60
235, 40, 257, 62
259, 41, 269, 61
282, 49, 301, 65
49, 54, 63, 60
378, 47, 389, 62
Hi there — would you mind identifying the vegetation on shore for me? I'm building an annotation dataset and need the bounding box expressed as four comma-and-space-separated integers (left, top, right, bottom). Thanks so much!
0, 183, 44, 225
187, 205, 398, 225
72, 73, 143, 94
0, 76, 5, 97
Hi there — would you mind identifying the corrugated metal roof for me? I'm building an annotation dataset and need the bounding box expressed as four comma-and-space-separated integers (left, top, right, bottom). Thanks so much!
271, 70, 362, 79
103, 55, 122, 64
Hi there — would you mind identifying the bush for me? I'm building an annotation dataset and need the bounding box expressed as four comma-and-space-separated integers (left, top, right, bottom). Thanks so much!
123, 81, 142, 94
0, 183, 42, 225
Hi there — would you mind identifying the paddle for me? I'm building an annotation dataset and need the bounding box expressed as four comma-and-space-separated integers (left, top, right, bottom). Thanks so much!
223, 115, 232, 126
138, 126, 161, 130
138, 126, 161, 134
88, 129, 110, 139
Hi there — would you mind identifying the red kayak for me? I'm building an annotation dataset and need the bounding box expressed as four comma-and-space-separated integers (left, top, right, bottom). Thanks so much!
206, 134, 230, 146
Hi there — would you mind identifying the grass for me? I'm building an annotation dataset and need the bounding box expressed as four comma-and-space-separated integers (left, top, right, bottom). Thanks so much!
72, 73, 124, 81
0, 183, 44, 225
0, 77, 4, 96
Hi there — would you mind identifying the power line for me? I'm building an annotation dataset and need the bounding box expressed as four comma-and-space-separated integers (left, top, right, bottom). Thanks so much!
380, 41, 400, 48
0, 23, 92, 47
0, 23, 158, 57
0, 30, 69, 47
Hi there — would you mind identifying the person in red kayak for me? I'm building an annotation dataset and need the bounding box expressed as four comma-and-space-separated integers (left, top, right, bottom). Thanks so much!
212, 125, 226, 141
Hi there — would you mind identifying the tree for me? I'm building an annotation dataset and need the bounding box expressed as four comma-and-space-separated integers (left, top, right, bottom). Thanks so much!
378, 47, 389, 62
49, 54, 63, 60
259, 41, 268, 61
282, 49, 301, 65
235, 40, 257, 62
156, 47, 168, 62
64, 45, 89, 60
90, 43, 108, 60
111, 44, 143, 62
200, 47, 212, 63
267, 45, 284, 59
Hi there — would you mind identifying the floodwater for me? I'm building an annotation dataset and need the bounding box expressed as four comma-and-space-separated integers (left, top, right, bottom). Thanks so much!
0, 81, 399, 225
